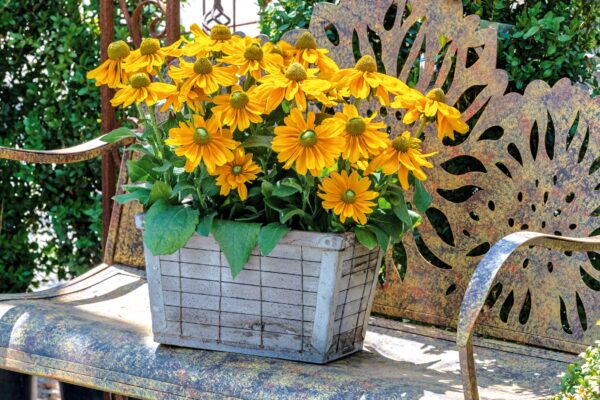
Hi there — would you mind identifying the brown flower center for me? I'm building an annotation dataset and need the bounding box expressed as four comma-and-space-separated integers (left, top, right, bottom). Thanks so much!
243, 44, 263, 61
342, 189, 356, 203
232, 165, 243, 175
295, 32, 317, 50
426, 88, 446, 103
346, 118, 366, 136
285, 62, 308, 82
140, 38, 160, 55
107, 40, 130, 60
355, 55, 377, 73
193, 127, 211, 145
130, 73, 151, 88
392, 136, 411, 153
230, 92, 249, 109
299, 130, 317, 147
193, 58, 213, 74
210, 24, 232, 41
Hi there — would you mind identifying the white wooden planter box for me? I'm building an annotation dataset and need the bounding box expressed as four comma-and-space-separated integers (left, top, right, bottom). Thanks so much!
142, 229, 382, 363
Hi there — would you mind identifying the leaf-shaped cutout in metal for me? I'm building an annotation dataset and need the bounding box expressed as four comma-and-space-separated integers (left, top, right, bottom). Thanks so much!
485, 282, 503, 310
413, 231, 453, 269
559, 296, 573, 334
445, 283, 457, 295
580, 266, 600, 291
494, 162, 512, 179
437, 185, 482, 203
478, 126, 504, 141
518, 289, 532, 325
466, 242, 490, 257
323, 23, 340, 46
545, 111, 556, 160
576, 292, 587, 331
440, 156, 487, 175
529, 121, 539, 161
507, 143, 523, 165
465, 47, 481, 69
425, 207, 455, 246
566, 112, 580, 150
499, 290, 515, 323
588, 252, 600, 272
383, 2, 397, 31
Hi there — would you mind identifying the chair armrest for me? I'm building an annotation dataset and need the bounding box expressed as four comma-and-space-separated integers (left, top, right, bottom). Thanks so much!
456, 231, 600, 400
0, 135, 133, 164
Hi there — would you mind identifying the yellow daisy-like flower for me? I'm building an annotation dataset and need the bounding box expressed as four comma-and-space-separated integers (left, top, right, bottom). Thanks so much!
212, 86, 264, 132
272, 108, 344, 176
391, 88, 469, 141
213, 148, 261, 201
160, 84, 208, 113
124, 38, 182, 74
318, 170, 378, 225
110, 73, 176, 108
256, 62, 331, 111
168, 57, 238, 95
292, 32, 339, 76
366, 131, 436, 190
87, 40, 131, 88
222, 36, 284, 80
334, 55, 408, 105
184, 23, 235, 56
321, 104, 389, 163
273, 40, 296, 67
165, 114, 238, 173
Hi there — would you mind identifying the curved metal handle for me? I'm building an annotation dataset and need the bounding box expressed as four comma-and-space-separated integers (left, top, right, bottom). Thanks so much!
456, 231, 600, 400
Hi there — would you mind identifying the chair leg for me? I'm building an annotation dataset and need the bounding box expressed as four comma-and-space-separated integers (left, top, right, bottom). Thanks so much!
0, 370, 33, 400
458, 337, 479, 400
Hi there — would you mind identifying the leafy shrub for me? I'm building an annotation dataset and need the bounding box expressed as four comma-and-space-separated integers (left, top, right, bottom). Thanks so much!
554, 329, 599, 400
258, 0, 336, 42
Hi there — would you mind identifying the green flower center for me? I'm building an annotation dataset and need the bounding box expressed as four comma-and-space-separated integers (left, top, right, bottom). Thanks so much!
244, 44, 263, 61
392, 136, 411, 153
342, 189, 356, 203
299, 130, 317, 147
285, 62, 308, 82
426, 88, 446, 103
355, 55, 377, 73
230, 92, 249, 109
107, 40, 130, 60
232, 165, 243, 175
130, 73, 151, 88
193, 127, 211, 145
346, 118, 366, 136
210, 24, 232, 41
295, 32, 317, 50
140, 38, 160, 55
193, 58, 213, 75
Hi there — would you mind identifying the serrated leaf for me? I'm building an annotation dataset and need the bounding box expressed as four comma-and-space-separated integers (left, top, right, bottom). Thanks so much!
100, 127, 137, 143
196, 211, 217, 236
413, 180, 432, 212
211, 220, 261, 278
355, 226, 378, 250
148, 181, 172, 206
258, 222, 290, 255
143, 200, 199, 256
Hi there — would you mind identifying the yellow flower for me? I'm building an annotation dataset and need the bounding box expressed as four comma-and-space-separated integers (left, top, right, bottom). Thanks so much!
366, 131, 436, 190
165, 114, 238, 173
272, 108, 344, 176
222, 36, 284, 80
292, 32, 339, 76
256, 62, 331, 111
168, 57, 238, 95
273, 40, 296, 67
87, 40, 131, 88
213, 148, 261, 201
212, 86, 264, 132
184, 24, 234, 56
124, 38, 182, 74
110, 73, 176, 108
392, 88, 469, 141
334, 55, 408, 105
321, 104, 389, 163
318, 170, 378, 225
160, 84, 208, 113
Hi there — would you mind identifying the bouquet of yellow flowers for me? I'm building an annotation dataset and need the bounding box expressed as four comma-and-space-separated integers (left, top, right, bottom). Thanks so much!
88, 24, 468, 277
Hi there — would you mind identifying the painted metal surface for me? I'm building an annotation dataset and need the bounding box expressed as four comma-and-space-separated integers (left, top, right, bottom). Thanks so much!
0, 265, 572, 399
302, 0, 600, 354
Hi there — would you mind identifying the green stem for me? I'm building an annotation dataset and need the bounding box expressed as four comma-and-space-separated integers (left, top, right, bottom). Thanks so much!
136, 103, 160, 157
415, 117, 427, 139
148, 105, 163, 159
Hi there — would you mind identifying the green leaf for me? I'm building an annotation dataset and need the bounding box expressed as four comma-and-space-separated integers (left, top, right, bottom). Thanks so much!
523, 26, 539, 39
409, 210, 422, 229
258, 222, 290, 255
127, 156, 157, 182
557, 34, 571, 42
243, 135, 273, 148
355, 226, 378, 250
261, 181, 274, 197
281, 208, 306, 223
113, 190, 149, 205
211, 220, 261, 278
388, 189, 411, 227
152, 161, 172, 173
413, 180, 432, 212
196, 211, 217, 236
143, 200, 199, 256
272, 182, 299, 197
366, 224, 389, 251
148, 181, 172, 206
101, 127, 137, 143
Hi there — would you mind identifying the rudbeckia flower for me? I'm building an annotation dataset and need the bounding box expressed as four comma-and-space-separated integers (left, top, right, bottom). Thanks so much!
160, 84, 208, 113
321, 104, 389, 163
272, 108, 344, 176
184, 23, 235, 56
223, 36, 284, 80
212, 86, 265, 132
273, 40, 296, 67
391, 88, 469, 141
168, 57, 238, 95
213, 148, 261, 201
334, 55, 408, 105
256, 62, 331, 111
366, 131, 436, 190
291, 32, 339, 76
110, 72, 176, 108
87, 40, 131, 88
165, 114, 239, 173
318, 170, 378, 225
124, 37, 182, 74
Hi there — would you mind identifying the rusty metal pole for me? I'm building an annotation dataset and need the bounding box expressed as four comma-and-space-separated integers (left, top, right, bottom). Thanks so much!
100, 0, 117, 252
166, 0, 181, 45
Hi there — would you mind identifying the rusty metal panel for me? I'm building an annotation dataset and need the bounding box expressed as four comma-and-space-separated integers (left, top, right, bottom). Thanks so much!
304, 0, 599, 353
